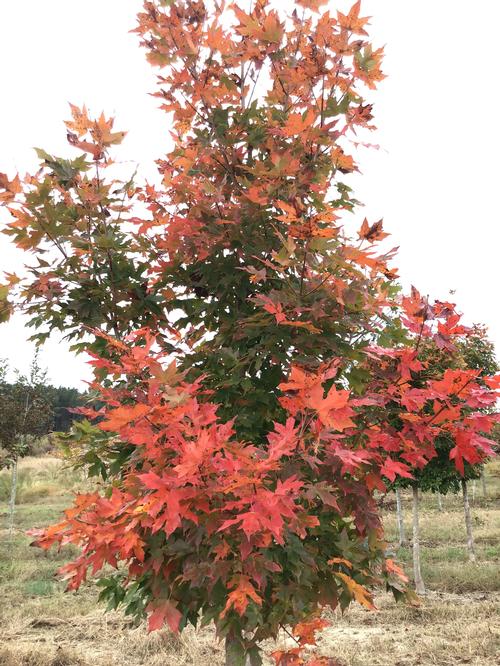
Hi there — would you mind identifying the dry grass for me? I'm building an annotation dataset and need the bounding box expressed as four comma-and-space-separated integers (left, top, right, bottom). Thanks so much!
0, 458, 499, 665
0, 457, 89, 504
320, 592, 500, 666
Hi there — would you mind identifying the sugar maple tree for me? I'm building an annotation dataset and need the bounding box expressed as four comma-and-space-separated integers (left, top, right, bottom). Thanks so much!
1, 1, 498, 664
387, 324, 499, 586
390, 324, 498, 497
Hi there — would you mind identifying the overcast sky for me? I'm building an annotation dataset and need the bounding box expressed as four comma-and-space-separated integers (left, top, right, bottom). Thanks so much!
1, 1, 499, 387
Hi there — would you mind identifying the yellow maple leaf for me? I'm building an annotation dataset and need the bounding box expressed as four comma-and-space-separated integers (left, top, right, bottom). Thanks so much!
334, 572, 376, 609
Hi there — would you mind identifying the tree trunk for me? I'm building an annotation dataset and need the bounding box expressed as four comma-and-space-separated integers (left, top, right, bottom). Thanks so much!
8, 457, 18, 536
462, 479, 477, 563
481, 469, 487, 497
395, 488, 406, 546
225, 633, 252, 666
412, 485, 425, 595
436, 491, 443, 512
472, 480, 476, 504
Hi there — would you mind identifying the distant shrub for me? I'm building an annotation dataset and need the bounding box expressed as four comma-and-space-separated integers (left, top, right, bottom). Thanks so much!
25, 435, 56, 458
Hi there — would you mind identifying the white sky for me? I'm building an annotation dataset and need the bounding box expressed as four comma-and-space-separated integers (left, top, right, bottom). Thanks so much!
0, 0, 499, 387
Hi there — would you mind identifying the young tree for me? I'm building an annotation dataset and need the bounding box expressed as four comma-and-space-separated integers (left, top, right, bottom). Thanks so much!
0, 357, 9, 469
393, 436, 482, 592
388, 325, 498, 581
1, 2, 498, 664
458, 325, 499, 500
0, 355, 53, 532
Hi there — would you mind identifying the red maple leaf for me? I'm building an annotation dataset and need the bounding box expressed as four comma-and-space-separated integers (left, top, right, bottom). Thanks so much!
146, 599, 182, 633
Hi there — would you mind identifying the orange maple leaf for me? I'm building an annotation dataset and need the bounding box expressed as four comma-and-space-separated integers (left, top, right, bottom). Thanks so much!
65, 103, 92, 137
221, 575, 262, 617
232, 6, 283, 44
328, 557, 353, 569
331, 146, 356, 173
296, 0, 329, 12
334, 572, 375, 609
0, 172, 21, 203
100, 403, 150, 431
281, 110, 316, 137
337, 1, 370, 35
385, 558, 409, 583
293, 617, 330, 646
307, 384, 355, 431
358, 218, 389, 242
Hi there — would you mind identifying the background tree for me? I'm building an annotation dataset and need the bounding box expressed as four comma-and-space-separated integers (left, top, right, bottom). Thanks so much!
388, 325, 498, 586
0, 357, 9, 469
0, 354, 53, 532
45, 385, 86, 432
457, 325, 499, 499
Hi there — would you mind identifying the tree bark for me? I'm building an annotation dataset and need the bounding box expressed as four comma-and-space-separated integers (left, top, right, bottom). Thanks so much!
472, 480, 476, 504
395, 488, 406, 546
8, 457, 18, 536
481, 469, 487, 497
436, 491, 443, 512
412, 485, 425, 595
225, 633, 252, 666
462, 479, 477, 563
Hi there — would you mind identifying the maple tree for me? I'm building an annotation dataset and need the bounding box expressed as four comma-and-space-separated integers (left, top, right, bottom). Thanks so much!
1, 1, 499, 664
388, 325, 498, 581
389, 325, 498, 495
0, 355, 53, 534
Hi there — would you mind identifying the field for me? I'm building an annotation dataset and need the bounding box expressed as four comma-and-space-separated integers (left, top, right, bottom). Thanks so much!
0, 457, 499, 666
